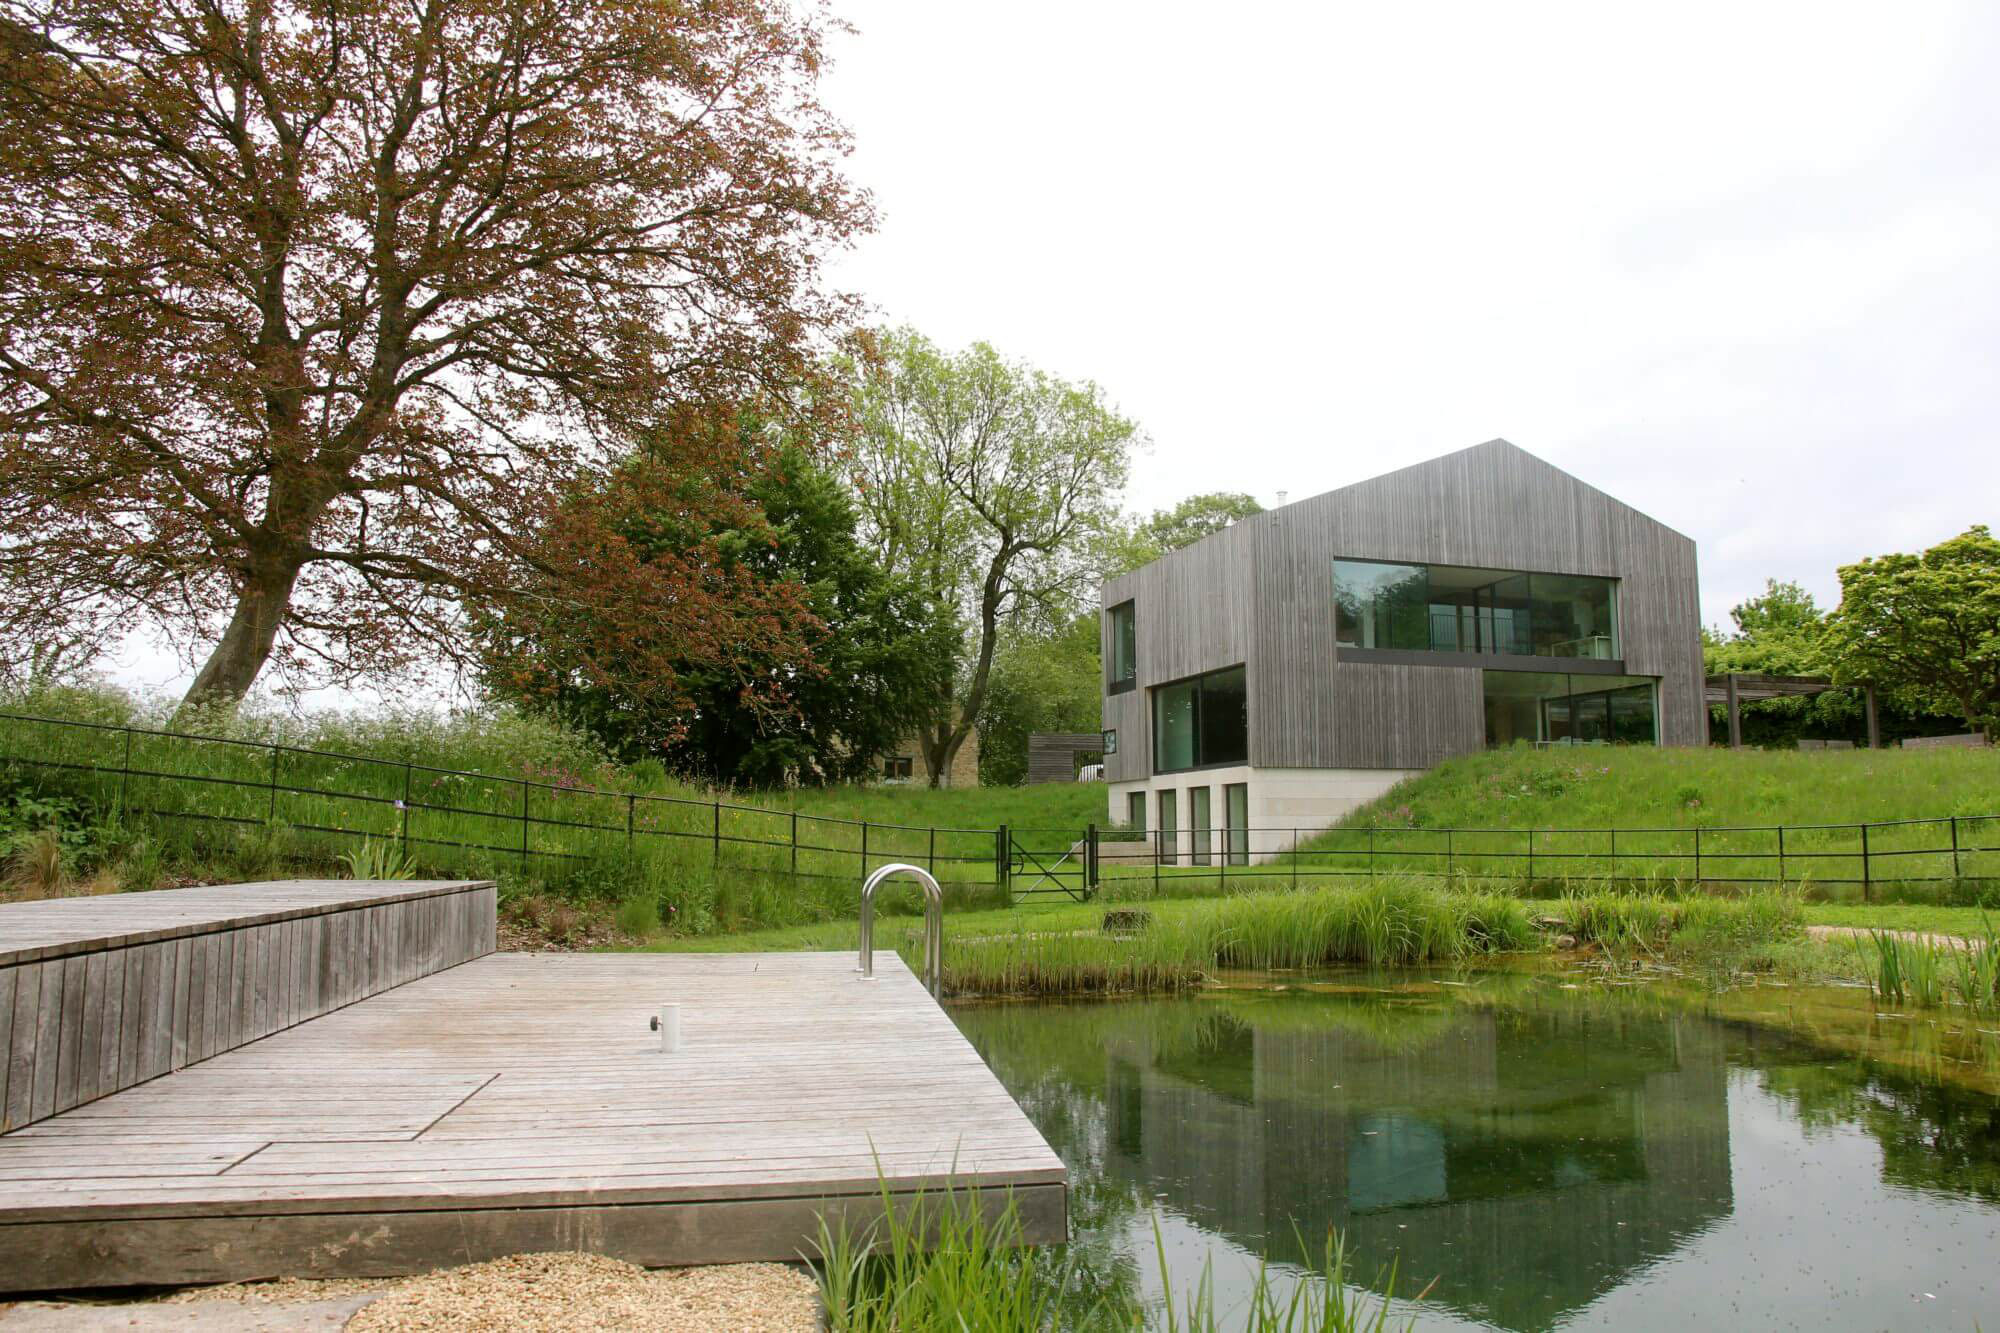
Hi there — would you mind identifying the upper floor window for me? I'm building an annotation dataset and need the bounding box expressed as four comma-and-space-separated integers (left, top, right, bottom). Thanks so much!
1108, 601, 1137, 692
1153, 665, 1247, 773
1333, 559, 1618, 661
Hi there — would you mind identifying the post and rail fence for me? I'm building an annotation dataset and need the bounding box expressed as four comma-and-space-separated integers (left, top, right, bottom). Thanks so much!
0, 711, 1995, 907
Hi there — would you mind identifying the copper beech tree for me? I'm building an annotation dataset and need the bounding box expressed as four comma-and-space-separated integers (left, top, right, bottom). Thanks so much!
0, 0, 870, 710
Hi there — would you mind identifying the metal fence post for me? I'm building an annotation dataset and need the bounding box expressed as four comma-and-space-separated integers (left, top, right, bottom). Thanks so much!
267, 744, 280, 823
1951, 815, 1962, 883
1369, 826, 1377, 879
1446, 828, 1454, 882
625, 793, 635, 854
1292, 829, 1299, 892
401, 763, 413, 855
712, 800, 721, 868
1526, 828, 1534, 884
1776, 825, 1786, 886
117, 726, 133, 814
1086, 824, 1099, 898
1693, 826, 1701, 888
1861, 822, 1871, 902
791, 810, 799, 885
519, 781, 530, 869
1608, 827, 1617, 886
928, 826, 937, 881
860, 819, 868, 878
996, 824, 1011, 904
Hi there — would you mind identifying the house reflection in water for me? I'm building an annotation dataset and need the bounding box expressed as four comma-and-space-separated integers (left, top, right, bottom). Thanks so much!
973, 993, 1735, 1332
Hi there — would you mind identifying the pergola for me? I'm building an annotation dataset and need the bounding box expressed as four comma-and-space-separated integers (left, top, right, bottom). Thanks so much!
1703, 672, 1879, 749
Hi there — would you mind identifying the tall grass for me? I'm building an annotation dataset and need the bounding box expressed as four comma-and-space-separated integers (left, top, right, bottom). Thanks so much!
924, 879, 1537, 997
816, 1182, 1410, 1332
1556, 888, 1802, 960
1855, 926, 2000, 1012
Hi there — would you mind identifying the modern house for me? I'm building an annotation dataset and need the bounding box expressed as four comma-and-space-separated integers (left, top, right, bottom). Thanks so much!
1099, 439, 1702, 860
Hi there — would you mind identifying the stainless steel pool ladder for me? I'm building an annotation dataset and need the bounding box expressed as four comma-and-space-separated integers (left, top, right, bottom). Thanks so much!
857, 863, 942, 998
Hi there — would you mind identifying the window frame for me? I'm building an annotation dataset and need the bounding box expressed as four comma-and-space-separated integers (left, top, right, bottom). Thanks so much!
1150, 664, 1248, 775
1107, 600, 1138, 695
1333, 557, 1622, 663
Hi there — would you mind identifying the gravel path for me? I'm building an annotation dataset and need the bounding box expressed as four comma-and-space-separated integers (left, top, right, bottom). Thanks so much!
1806, 924, 1984, 950
2, 1254, 821, 1332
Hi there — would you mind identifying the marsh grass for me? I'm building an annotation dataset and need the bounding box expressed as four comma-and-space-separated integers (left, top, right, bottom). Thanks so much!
1855, 925, 2000, 1012
926, 880, 1537, 997
1557, 888, 1802, 963
816, 1179, 1411, 1333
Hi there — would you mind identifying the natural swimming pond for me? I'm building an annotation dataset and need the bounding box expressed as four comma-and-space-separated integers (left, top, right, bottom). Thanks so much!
950, 968, 2000, 1330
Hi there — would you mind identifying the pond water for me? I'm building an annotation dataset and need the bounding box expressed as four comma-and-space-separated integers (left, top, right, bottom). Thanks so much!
950, 969, 2000, 1331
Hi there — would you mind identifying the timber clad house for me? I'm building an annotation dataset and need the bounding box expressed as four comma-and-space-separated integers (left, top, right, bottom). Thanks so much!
1100, 440, 1703, 861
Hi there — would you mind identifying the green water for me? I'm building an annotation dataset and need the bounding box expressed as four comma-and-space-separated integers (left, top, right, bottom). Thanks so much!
949, 968, 2000, 1331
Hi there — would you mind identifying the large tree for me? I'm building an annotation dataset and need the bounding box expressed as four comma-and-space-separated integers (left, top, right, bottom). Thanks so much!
1824, 525, 2000, 741
486, 437, 958, 785
847, 328, 1139, 786
0, 0, 869, 708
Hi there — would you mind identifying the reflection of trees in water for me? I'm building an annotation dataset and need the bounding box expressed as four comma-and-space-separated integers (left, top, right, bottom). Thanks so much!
1759, 1058, 2000, 1204
957, 985, 2000, 1332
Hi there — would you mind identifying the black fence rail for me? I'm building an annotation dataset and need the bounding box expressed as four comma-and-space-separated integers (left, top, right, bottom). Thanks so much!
3, 709, 1997, 905
0, 711, 1008, 900
1112, 815, 2000, 901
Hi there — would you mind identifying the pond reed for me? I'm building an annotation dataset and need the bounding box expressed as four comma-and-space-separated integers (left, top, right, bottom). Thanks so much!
914, 879, 1537, 997
1558, 888, 1802, 959
817, 1180, 1409, 1332
1855, 925, 2000, 1012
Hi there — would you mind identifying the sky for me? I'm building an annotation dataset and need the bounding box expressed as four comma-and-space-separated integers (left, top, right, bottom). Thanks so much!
106, 0, 2000, 704
816, 0, 2000, 632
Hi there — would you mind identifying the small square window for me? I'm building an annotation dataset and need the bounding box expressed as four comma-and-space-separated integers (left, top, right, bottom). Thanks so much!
884, 756, 914, 780
1103, 729, 1118, 755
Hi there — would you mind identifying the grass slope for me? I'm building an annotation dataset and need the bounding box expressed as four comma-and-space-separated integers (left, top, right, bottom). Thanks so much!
1335, 744, 2000, 831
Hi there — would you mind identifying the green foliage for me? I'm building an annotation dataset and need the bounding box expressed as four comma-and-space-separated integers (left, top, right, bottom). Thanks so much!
1558, 889, 1802, 959
339, 838, 415, 881
816, 1180, 1408, 1333
1854, 926, 2000, 1012
492, 439, 959, 786
1101, 491, 1264, 578
1824, 525, 2000, 740
977, 612, 1105, 785
847, 327, 1142, 782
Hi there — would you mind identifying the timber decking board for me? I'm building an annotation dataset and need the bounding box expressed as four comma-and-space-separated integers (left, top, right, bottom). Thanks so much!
0, 879, 491, 965
0, 880, 494, 1131
0, 950, 1066, 1286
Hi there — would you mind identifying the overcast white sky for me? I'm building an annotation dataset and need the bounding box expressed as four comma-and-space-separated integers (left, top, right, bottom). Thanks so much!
818, 0, 2000, 632
108, 0, 1998, 704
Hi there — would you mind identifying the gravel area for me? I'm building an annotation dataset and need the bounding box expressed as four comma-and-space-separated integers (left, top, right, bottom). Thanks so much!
344, 1254, 820, 1332
8, 1254, 820, 1332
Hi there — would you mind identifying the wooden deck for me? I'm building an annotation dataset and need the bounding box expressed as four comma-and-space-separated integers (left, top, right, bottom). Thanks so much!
2, 880, 494, 1131
0, 948, 1065, 1289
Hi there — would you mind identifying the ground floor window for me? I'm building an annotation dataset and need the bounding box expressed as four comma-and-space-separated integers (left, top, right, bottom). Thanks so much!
1189, 786, 1212, 865
1126, 790, 1146, 831
883, 755, 914, 780
1157, 789, 1179, 865
1224, 782, 1249, 865
1482, 671, 1657, 746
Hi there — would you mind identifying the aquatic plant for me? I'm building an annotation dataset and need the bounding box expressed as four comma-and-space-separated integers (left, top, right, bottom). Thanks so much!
923, 880, 1537, 997
1856, 926, 2000, 1012
816, 1178, 1412, 1332
1558, 888, 1801, 959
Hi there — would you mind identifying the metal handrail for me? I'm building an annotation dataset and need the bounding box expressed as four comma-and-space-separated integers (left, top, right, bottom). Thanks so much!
857, 863, 943, 998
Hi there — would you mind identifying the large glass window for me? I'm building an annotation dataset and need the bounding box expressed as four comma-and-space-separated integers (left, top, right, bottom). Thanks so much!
1152, 666, 1248, 773
1335, 560, 1619, 660
1108, 601, 1137, 692
1482, 672, 1657, 747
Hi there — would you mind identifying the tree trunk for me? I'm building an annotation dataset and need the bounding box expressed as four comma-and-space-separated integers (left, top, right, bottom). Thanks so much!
178, 561, 306, 714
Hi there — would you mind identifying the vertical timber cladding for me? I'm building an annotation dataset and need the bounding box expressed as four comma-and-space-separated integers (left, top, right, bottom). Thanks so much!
1106, 439, 1705, 781
0, 880, 496, 1132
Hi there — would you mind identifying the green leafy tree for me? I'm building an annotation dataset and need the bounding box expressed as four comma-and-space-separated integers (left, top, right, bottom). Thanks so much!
977, 613, 1105, 786
1824, 526, 2000, 741
488, 440, 958, 786
1102, 492, 1263, 576
847, 329, 1140, 786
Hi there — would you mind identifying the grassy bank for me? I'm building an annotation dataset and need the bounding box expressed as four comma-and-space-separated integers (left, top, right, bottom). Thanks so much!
0, 687, 1099, 934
